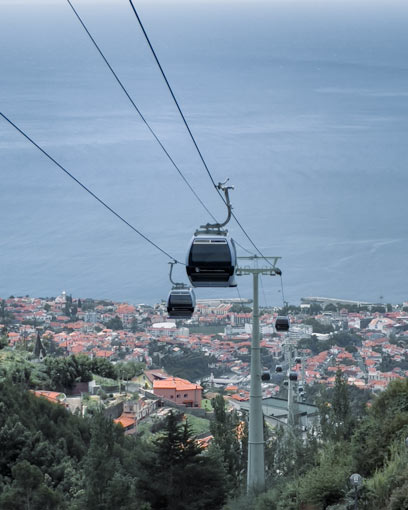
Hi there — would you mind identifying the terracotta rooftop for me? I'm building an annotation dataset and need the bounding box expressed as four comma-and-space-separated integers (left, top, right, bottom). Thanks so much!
153, 377, 202, 391
114, 415, 136, 428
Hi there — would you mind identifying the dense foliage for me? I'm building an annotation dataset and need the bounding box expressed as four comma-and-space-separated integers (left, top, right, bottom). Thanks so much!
210, 394, 247, 492
0, 382, 226, 510
298, 331, 363, 355
148, 340, 222, 381
1, 349, 408, 509
137, 411, 226, 509
227, 374, 408, 510
0, 350, 144, 391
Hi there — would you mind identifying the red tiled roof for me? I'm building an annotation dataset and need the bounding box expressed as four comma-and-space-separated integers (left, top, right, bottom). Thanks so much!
114, 415, 136, 428
153, 377, 202, 391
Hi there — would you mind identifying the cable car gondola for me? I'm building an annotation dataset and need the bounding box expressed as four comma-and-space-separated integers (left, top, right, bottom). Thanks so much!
186, 180, 237, 288
275, 316, 290, 332
275, 365, 283, 373
186, 234, 237, 287
261, 371, 271, 381
289, 371, 298, 382
295, 357, 301, 364
167, 288, 196, 319
166, 262, 196, 320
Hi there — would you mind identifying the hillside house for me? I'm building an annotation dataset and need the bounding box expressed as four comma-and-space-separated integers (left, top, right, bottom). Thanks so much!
153, 377, 202, 407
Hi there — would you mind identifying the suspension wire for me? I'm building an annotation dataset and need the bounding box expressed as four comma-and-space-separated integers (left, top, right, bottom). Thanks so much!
235, 238, 272, 309
127, 0, 276, 267
128, 0, 218, 191
259, 275, 269, 309
235, 285, 245, 313
279, 274, 287, 309
234, 239, 255, 256
65, 0, 217, 224
0, 112, 183, 264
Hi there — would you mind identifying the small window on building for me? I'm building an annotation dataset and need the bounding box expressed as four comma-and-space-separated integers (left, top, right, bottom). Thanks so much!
184, 394, 188, 397
177, 394, 180, 398
170, 395, 174, 399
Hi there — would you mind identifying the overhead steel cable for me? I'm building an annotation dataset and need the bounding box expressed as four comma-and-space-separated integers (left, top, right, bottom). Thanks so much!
127, 0, 276, 266
234, 239, 255, 256
0, 111, 183, 264
280, 274, 287, 309
65, 0, 217, 224
128, 0, 219, 191
260, 275, 269, 309
235, 285, 246, 313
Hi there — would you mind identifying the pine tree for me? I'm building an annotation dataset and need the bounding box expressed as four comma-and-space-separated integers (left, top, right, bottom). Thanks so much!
137, 411, 226, 510
319, 369, 353, 442
210, 394, 246, 491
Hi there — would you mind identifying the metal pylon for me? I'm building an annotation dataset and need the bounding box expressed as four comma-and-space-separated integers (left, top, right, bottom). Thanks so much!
236, 255, 281, 494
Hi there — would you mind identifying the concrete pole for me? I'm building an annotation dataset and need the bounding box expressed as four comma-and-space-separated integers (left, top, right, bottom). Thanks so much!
287, 339, 293, 427
301, 354, 306, 385
247, 271, 265, 494
288, 375, 294, 427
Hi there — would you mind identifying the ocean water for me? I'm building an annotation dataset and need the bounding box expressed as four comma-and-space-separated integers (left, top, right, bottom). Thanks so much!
1, 0, 408, 306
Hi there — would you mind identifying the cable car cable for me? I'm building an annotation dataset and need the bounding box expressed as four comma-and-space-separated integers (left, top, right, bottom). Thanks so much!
235, 285, 245, 313
280, 274, 286, 309
65, 0, 218, 224
260, 275, 269, 309
128, 0, 219, 192
127, 0, 277, 268
0, 111, 183, 264
234, 239, 255, 256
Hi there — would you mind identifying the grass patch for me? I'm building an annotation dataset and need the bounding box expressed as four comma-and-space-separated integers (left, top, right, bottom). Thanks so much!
185, 414, 211, 436
92, 374, 118, 386
201, 398, 213, 411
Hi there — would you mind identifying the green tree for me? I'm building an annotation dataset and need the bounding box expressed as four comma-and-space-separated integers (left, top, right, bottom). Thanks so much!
81, 413, 120, 509
137, 411, 226, 509
8, 460, 42, 509
351, 378, 408, 477
44, 357, 77, 390
0, 460, 63, 510
230, 304, 252, 313
106, 316, 124, 331
0, 334, 9, 349
371, 306, 386, 313
319, 369, 353, 442
74, 354, 93, 382
210, 394, 245, 491
115, 361, 144, 381
304, 318, 334, 334
0, 300, 14, 326
308, 303, 323, 315
130, 317, 143, 333
90, 357, 116, 379
298, 442, 352, 508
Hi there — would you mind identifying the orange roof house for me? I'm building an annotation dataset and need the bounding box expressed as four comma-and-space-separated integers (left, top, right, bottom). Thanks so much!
142, 369, 169, 388
153, 377, 202, 408
31, 390, 68, 408
114, 414, 137, 435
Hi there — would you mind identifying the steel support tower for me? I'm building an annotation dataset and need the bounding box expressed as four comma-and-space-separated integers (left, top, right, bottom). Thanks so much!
236, 255, 281, 494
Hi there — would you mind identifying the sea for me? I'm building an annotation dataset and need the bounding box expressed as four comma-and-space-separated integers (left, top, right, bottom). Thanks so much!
1, 0, 408, 306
